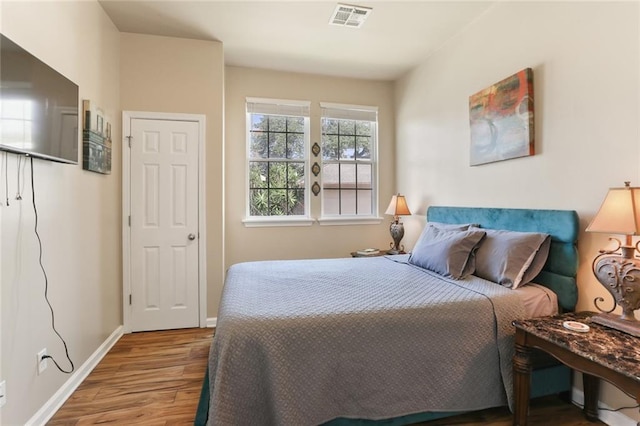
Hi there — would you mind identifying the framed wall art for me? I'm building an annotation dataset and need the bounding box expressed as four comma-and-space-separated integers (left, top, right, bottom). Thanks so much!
82, 99, 112, 174
469, 68, 534, 166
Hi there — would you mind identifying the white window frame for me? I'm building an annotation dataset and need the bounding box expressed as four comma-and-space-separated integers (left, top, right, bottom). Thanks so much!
243, 97, 314, 227
318, 102, 382, 226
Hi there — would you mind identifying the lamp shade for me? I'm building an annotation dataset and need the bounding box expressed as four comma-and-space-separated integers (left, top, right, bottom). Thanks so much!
586, 183, 640, 235
385, 194, 411, 216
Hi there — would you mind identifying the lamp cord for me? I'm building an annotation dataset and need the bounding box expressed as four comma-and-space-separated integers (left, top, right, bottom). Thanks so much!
572, 398, 640, 413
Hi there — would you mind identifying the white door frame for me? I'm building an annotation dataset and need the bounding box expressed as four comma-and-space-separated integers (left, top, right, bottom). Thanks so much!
122, 111, 207, 333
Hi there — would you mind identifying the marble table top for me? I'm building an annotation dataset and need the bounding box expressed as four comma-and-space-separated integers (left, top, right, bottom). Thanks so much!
513, 311, 640, 383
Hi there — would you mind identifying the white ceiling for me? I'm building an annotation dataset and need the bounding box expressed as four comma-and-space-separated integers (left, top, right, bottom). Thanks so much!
98, 1, 494, 81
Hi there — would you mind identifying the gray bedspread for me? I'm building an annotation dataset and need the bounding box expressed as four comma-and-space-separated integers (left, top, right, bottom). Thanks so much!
207, 255, 526, 425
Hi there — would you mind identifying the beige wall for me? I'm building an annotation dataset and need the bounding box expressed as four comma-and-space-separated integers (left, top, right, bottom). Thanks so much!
395, 1, 639, 421
0, 1, 121, 424
119, 33, 225, 318
224, 66, 395, 280
2, 1, 637, 423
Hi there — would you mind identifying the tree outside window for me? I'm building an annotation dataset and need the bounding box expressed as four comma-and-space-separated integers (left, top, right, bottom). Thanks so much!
246, 100, 310, 218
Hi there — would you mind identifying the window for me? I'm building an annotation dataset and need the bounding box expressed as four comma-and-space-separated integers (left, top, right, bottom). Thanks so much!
320, 103, 378, 219
245, 98, 311, 225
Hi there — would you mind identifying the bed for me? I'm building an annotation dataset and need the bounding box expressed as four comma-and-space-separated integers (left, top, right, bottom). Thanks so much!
196, 206, 579, 425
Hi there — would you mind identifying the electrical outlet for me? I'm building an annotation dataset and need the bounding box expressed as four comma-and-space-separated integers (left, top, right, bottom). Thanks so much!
37, 348, 48, 375
0, 380, 6, 408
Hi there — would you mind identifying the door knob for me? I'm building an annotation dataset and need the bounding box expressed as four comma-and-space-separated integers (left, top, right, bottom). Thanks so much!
188, 233, 196, 241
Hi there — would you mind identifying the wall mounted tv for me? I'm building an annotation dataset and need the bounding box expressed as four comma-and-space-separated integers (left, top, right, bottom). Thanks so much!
0, 33, 79, 164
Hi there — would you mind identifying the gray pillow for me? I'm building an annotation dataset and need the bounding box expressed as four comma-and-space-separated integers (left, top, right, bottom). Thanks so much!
474, 229, 551, 289
425, 221, 476, 231
413, 222, 479, 249
409, 226, 487, 279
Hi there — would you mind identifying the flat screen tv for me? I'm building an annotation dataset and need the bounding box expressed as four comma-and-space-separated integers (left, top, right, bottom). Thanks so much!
0, 33, 79, 164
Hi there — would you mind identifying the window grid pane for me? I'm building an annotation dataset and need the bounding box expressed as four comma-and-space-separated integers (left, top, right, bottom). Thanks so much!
322, 114, 375, 216
248, 110, 307, 217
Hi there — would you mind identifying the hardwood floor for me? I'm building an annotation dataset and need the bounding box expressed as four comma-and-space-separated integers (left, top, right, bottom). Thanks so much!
48, 327, 213, 425
49, 327, 604, 425
420, 396, 605, 426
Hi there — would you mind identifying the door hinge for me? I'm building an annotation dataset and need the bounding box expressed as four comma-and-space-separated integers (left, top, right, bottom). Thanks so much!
129, 294, 132, 305
126, 135, 132, 147
128, 215, 131, 227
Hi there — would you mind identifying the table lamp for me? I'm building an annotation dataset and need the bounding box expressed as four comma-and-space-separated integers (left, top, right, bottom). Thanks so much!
586, 181, 640, 336
385, 194, 411, 254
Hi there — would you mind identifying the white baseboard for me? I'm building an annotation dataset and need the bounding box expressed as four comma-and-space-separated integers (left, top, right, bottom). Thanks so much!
25, 325, 124, 426
206, 317, 217, 328
572, 386, 637, 426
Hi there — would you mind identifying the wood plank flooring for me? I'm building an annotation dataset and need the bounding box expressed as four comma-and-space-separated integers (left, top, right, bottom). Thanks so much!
419, 396, 605, 426
49, 327, 605, 425
48, 327, 213, 425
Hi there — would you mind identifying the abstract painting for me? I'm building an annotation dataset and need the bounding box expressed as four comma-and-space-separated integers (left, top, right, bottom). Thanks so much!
469, 68, 534, 166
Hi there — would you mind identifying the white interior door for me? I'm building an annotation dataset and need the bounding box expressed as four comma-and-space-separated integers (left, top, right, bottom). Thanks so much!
129, 118, 200, 331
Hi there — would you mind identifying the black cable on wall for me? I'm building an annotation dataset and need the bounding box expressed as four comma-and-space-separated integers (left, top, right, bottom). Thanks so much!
30, 156, 75, 374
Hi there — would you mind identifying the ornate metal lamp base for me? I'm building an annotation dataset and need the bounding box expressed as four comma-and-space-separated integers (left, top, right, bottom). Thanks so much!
591, 243, 640, 337
388, 219, 405, 254
591, 313, 640, 337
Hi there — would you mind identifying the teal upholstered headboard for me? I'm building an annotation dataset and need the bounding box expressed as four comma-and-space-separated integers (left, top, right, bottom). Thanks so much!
426, 206, 579, 312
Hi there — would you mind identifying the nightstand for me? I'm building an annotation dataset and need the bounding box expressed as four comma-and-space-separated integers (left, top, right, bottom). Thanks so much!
512, 311, 640, 426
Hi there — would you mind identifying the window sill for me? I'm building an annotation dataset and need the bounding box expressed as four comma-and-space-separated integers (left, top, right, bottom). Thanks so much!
242, 217, 316, 228
317, 216, 385, 226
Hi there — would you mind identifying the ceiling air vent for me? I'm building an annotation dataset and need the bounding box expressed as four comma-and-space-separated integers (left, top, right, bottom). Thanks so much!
329, 4, 372, 28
